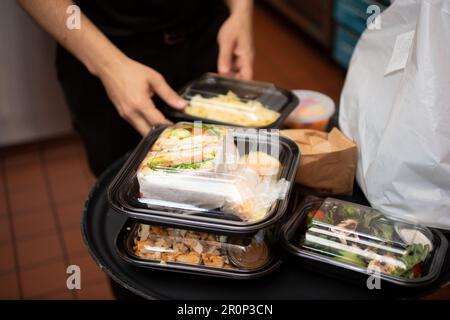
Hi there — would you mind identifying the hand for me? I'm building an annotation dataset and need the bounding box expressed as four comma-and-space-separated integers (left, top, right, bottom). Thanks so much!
217, 11, 254, 80
98, 56, 187, 136
16, 0, 186, 136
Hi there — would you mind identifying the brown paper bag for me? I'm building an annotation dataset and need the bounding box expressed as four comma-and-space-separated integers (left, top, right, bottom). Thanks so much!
281, 128, 357, 195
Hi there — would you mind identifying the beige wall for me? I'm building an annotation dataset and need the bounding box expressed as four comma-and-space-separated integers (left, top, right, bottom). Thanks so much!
0, 0, 72, 147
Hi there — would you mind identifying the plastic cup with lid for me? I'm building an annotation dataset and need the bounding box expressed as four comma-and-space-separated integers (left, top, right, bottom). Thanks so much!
284, 90, 336, 131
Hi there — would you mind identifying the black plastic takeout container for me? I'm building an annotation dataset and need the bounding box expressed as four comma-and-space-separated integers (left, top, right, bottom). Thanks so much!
164, 73, 299, 128
281, 197, 448, 287
108, 122, 300, 235
116, 220, 282, 279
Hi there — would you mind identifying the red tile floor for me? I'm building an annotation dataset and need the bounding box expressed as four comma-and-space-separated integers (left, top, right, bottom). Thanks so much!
1, 3, 448, 300
0, 139, 113, 299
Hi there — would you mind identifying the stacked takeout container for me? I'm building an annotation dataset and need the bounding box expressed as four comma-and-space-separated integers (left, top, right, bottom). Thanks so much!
108, 74, 448, 285
108, 74, 301, 279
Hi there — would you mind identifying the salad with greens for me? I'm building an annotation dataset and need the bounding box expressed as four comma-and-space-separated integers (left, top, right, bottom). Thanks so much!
302, 199, 433, 279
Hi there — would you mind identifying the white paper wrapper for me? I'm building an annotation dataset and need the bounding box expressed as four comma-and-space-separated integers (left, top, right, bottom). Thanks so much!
138, 170, 237, 211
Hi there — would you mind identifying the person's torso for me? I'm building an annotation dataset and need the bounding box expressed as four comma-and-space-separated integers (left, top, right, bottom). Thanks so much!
75, 0, 227, 37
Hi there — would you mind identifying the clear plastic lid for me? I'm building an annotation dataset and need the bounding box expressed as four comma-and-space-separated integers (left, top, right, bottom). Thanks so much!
288, 198, 438, 280
108, 122, 300, 234
129, 224, 272, 270
174, 73, 298, 128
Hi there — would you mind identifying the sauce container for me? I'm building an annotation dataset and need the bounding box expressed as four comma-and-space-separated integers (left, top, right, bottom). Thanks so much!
284, 90, 335, 131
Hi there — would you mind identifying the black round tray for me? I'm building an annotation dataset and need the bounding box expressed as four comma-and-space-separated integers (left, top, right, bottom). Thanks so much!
82, 156, 450, 300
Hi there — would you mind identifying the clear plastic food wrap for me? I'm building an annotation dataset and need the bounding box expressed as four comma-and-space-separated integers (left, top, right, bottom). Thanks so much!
132, 224, 270, 270
164, 73, 299, 128
185, 91, 280, 127
108, 122, 300, 234
115, 221, 281, 278
282, 197, 448, 286
137, 123, 290, 223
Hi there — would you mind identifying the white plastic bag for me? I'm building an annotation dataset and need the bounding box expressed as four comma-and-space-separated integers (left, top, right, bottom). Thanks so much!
339, 0, 450, 229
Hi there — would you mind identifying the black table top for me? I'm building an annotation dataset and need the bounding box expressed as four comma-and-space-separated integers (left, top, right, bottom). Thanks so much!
82, 156, 450, 300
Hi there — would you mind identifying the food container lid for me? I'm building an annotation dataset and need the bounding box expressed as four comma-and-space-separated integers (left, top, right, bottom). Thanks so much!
167, 73, 299, 128
108, 122, 300, 235
116, 220, 281, 279
286, 90, 335, 124
281, 197, 448, 286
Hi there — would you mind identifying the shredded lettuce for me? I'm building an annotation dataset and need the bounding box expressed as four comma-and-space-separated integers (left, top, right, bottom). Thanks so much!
147, 157, 168, 169
342, 205, 361, 220
201, 124, 224, 137
400, 244, 430, 269
392, 244, 430, 278
335, 251, 367, 268
372, 222, 394, 241
154, 157, 215, 171
362, 210, 382, 228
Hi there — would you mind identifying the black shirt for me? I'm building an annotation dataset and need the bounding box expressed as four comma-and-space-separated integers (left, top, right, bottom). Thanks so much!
75, 0, 227, 37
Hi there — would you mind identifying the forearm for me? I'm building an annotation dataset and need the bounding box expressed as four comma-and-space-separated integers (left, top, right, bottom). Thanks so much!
17, 0, 126, 77
225, 0, 253, 18
217, 0, 254, 79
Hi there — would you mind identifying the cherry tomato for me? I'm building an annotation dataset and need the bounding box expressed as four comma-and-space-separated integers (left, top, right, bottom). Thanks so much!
314, 210, 326, 221
412, 264, 423, 277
